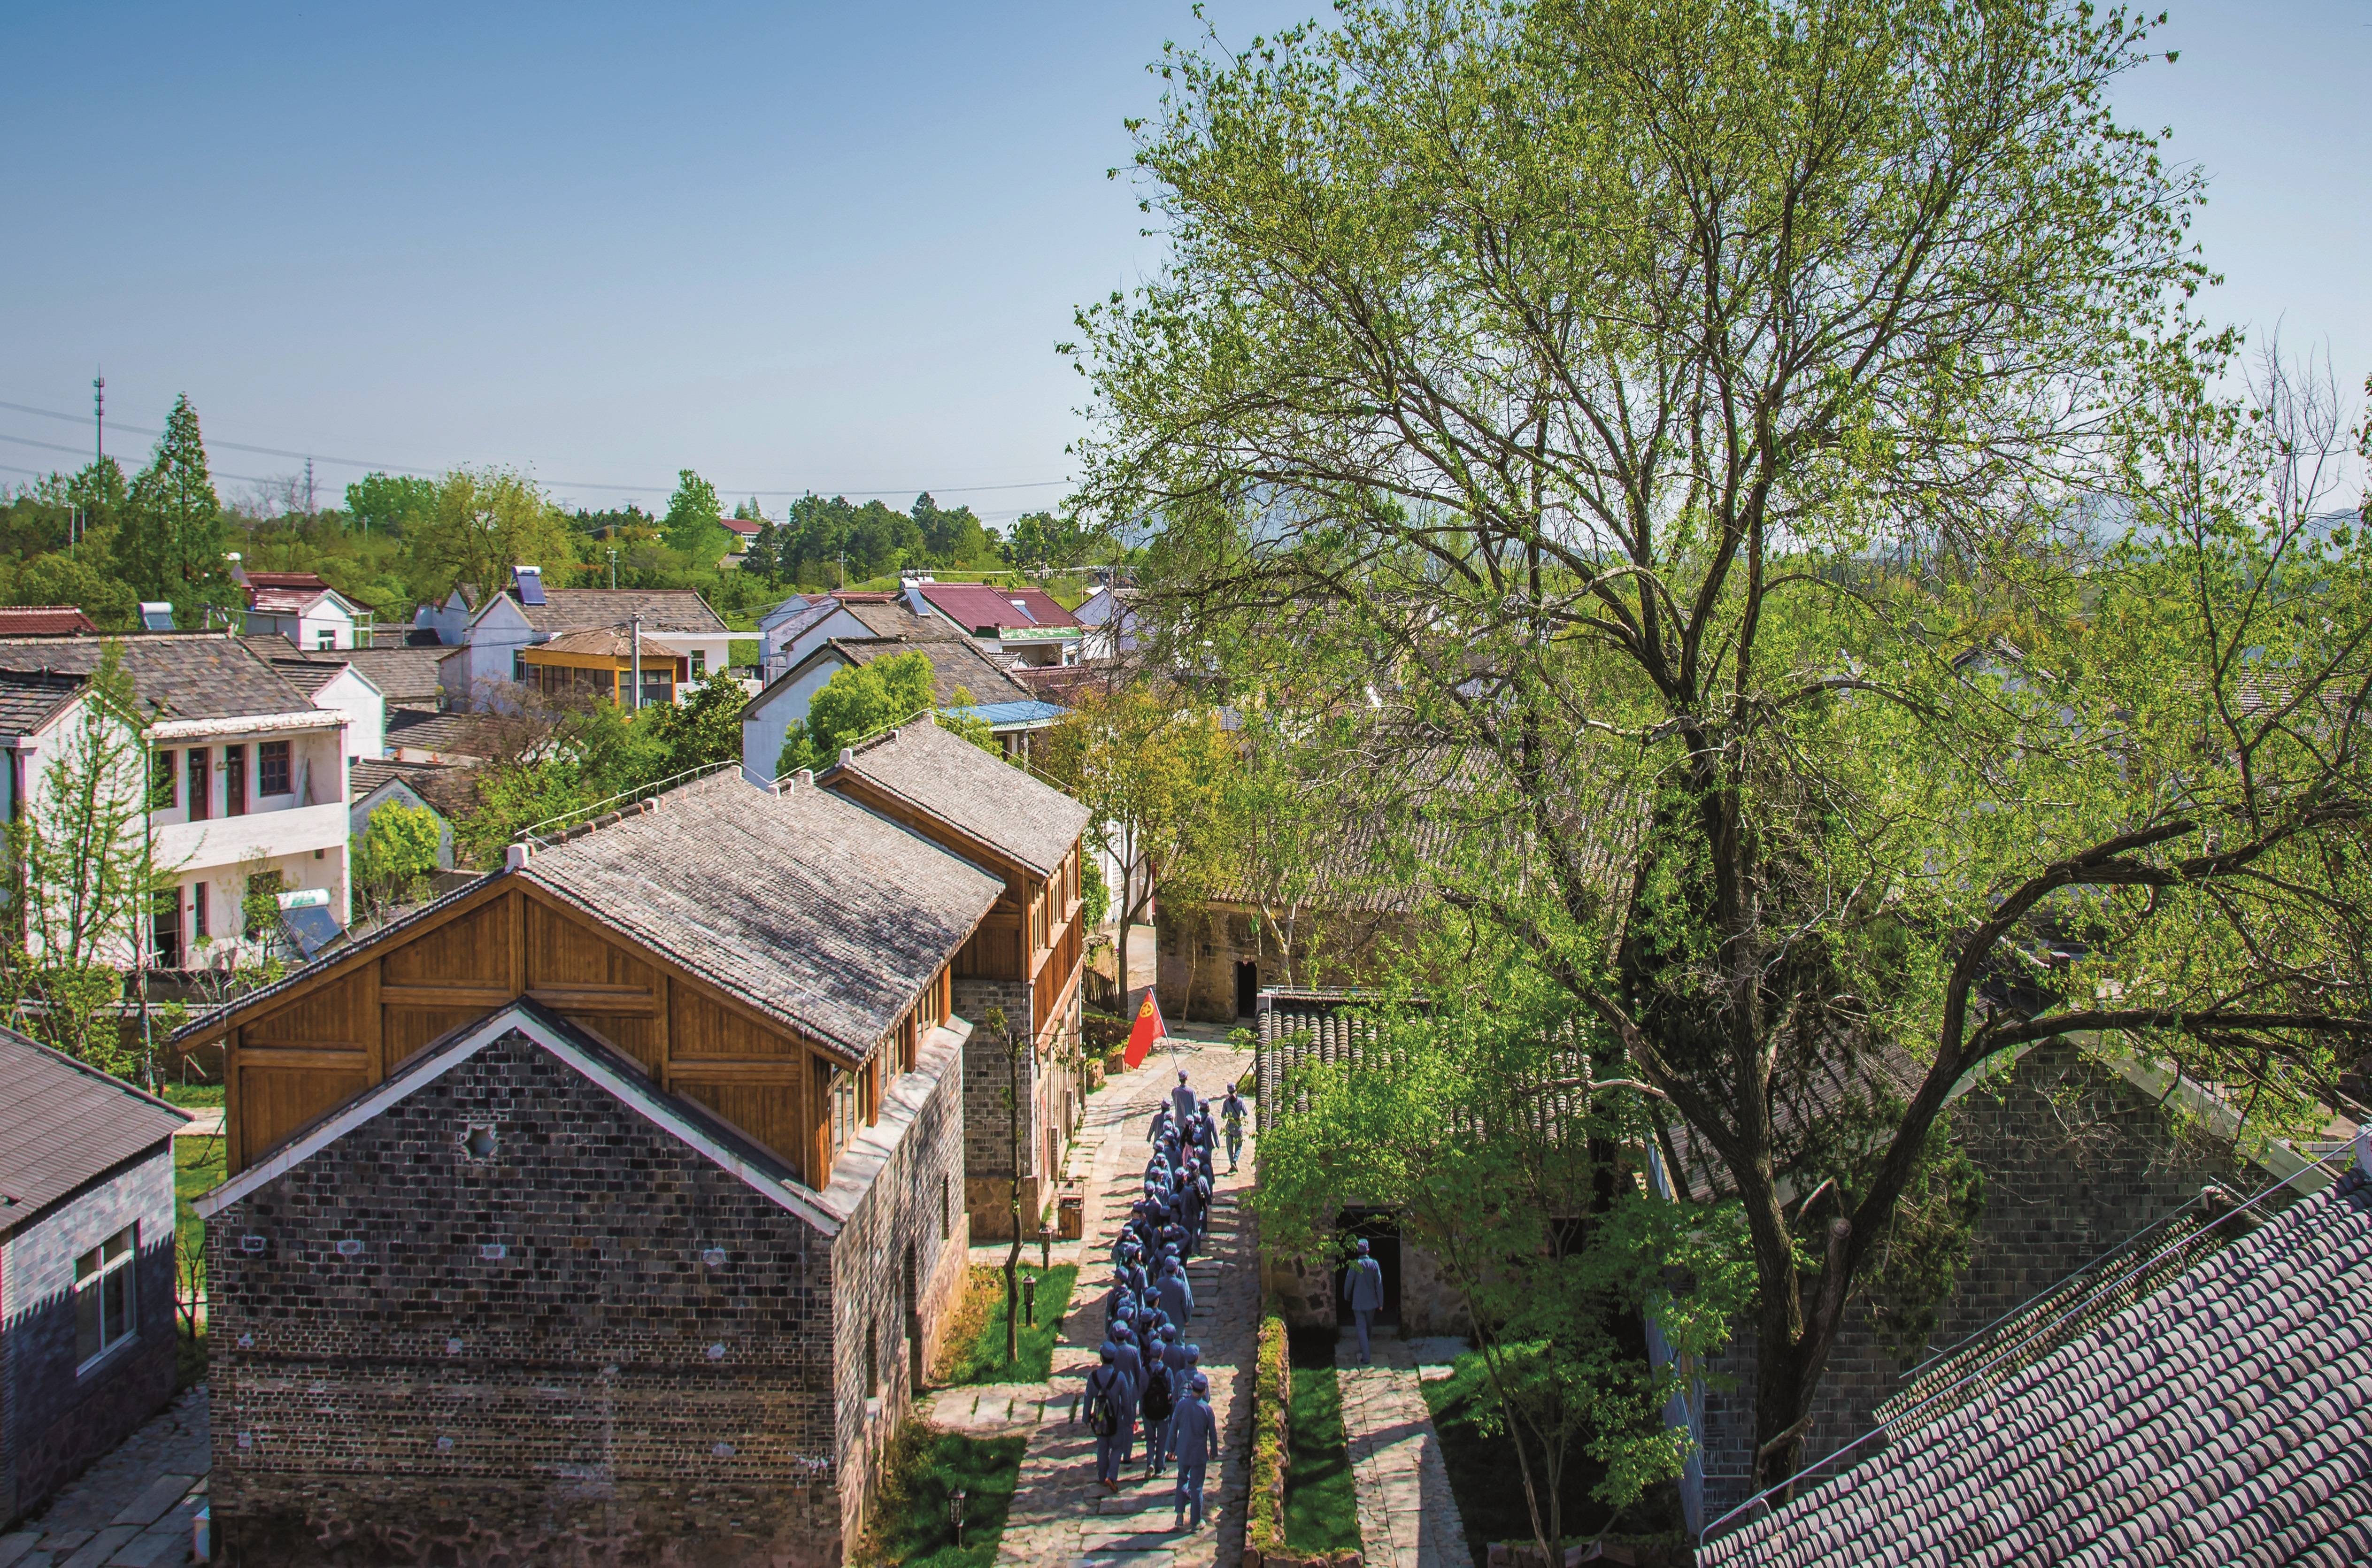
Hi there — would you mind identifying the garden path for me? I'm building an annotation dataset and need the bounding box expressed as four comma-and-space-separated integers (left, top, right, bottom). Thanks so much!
1335, 1337, 1467, 1568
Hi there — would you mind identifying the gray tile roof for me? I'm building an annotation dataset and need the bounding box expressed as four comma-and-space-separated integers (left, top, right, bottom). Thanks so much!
386, 708, 510, 760
816, 636, 1034, 708
330, 646, 445, 705
839, 599, 947, 640
522, 770, 1001, 1060
0, 634, 319, 723
0, 669, 88, 737
0, 1026, 188, 1234
503, 588, 727, 638
350, 757, 480, 819
825, 718, 1090, 878
1701, 1164, 2372, 1567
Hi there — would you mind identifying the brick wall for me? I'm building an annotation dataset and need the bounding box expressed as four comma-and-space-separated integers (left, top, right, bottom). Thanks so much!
954, 978, 1049, 1239
207, 1028, 850, 1568
823, 1028, 970, 1550
1696, 1040, 2255, 1520
1, 1150, 180, 1527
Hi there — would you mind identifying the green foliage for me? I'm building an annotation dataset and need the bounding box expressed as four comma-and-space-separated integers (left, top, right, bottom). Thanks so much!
344, 472, 439, 536
1004, 510, 1106, 574
777, 649, 939, 776
408, 466, 578, 601
1079, 857, 1111, 932
453, 700, 668, 866
641, 669, 752, 776
850, 1425, 1027, 1568
936, 1264, 1078, 1385
663, 469, 731, 565
353, 799, 444, 913
1, 548, 137, 630
1247, 1311, 1291, 1555
118, 394, 233, 625
1255, 962, 1755, 1555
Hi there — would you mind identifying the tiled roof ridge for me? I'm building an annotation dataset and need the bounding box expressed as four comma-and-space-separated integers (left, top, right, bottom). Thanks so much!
0, 1023, 192, 1122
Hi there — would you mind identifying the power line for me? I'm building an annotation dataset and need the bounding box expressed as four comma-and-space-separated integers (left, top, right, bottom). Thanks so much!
0, 397, 1071, 500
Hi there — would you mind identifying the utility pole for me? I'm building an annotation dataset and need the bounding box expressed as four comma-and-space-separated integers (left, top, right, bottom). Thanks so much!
629, 613, 642, 712
304, 457, 316, 518
607, 546, 619, 590
93, 370, 104, 468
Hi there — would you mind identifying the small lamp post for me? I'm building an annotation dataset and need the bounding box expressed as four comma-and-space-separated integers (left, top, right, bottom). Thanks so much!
1022, 1273, 1038, 1327
948, 1486, 970, 1545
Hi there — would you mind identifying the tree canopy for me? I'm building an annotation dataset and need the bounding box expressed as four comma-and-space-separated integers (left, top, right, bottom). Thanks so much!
1074, 0, 2372, 1498
117, 393, 234, 625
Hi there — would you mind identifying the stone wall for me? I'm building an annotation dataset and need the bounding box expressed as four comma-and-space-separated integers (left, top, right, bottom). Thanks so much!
208, 1028, 851, 1568
1, 1150, 180, 1526
1695, 1039, 2257, 1521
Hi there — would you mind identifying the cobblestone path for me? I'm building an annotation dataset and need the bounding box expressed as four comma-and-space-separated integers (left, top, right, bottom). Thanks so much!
1336, 1337, 1468, 1568
0, 1387, 208, 1568
933, 1039, 1257, 1568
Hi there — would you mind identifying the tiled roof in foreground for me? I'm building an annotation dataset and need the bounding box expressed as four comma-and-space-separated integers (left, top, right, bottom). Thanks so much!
1702, 1157, 2372, 1567
825, 718, 1089, 878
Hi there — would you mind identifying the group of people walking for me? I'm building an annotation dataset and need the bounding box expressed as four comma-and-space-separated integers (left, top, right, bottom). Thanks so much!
1078, 1067, 1250, 1532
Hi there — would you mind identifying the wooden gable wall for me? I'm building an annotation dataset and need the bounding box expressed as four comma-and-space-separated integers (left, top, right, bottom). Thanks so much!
220, 882, 844, 1188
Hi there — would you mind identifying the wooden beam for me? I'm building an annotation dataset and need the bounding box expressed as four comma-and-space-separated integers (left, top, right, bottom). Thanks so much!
357, 954, 383, 1084
665, 1059, 805, 1085
526, 985, 659, 1015
655, 972, 673, 1091
225, 1024, 242, 1172
234, 1045, 371, 1070
381, 983, 516, 1009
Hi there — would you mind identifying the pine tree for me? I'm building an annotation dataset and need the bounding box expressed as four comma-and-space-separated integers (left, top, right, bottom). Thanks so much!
119, 394, 231, 624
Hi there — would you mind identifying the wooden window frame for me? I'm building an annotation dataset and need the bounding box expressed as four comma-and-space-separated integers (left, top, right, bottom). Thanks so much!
258, 739, 293, 797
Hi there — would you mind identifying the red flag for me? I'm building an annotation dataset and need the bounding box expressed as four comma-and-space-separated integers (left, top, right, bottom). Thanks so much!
1123, 990, 1167, 1069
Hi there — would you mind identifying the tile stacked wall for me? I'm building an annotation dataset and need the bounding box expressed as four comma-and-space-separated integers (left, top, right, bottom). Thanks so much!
954, 976, 1049, 1237
205, 1026, 964, 1568
1, 1153, 180, 1525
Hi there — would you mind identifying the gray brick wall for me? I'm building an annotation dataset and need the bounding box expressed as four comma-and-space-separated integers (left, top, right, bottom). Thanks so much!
2, 1148, 179, 1526
207, 1029, 858, 1567
1697, 1039, 2253, 1519
955, 978, 1047, 1238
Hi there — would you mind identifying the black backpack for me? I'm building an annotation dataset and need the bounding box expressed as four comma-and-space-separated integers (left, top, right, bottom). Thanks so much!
1142, 1370, 1175, 1422
1087, 1372, 1121, 1437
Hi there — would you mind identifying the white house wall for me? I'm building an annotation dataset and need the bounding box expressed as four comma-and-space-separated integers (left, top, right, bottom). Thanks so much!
739, 657, 847, 785
311, 668, 385, 761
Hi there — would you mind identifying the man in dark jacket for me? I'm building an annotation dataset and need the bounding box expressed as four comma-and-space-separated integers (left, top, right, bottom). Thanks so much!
1083, 1345, 1134, 1491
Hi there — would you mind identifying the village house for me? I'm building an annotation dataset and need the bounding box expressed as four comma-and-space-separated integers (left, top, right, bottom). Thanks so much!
755, 591, 947, 684
909, 579, 1082, 668
517, 625, 694, 708
0, 636, 355, 971
739, 634, 1041, 784
0, 1028, 189, 1526
0, 607, 100, 638
239, 637, 387, 764
412, 568, 731, 709
232, 568, 371, 651
819, 721, 1092, 1239
347, 758, 479, 876
182, 766, 1013, 1566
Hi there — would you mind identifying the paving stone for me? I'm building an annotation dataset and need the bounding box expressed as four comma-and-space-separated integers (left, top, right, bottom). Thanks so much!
29, 1537, 88, 1556
104, 1475, 195, 1531
1336, 1336, 1470, 1568
53, 1527, 138, 1568
0, 1535, 41, 1568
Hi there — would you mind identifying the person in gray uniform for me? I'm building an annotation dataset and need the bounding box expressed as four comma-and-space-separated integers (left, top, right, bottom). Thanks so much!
1157, 1255, 1195, 1326
1083, 1344, 1133, 1491
1170, 1372, 1221, 1530
1343, 1237, 1385, 1364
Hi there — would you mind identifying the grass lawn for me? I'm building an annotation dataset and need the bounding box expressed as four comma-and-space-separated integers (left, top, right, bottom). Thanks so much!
1284, 1328, 1362, 1554
935, 1264, 1078, 1386
856, 1427, 1028, 1568
162, 1083, 225, 1107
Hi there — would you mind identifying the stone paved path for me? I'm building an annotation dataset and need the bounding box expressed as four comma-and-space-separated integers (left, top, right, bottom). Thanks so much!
935, 1038, 1257, 1568
0, 1387, 208, 1568
1337, 1335, 1468, 1568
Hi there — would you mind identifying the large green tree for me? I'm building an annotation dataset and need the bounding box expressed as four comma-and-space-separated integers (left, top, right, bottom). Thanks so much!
408, 467, 578, 601
345, 472, 439, 538
663, 469, 731, 564
118, 394, 234, 624
1073, 0, 2372, 1497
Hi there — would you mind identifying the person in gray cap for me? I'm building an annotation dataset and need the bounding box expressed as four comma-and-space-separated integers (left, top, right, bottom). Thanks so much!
1343, 1237, 1385, 1364
1169, 1371, 1221, 1530
1081, 1344, 1133, 1491
1171, 1067, 1199, 1126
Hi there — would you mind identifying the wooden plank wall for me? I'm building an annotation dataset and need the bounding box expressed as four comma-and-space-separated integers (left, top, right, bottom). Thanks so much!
223, 884, 824, 1187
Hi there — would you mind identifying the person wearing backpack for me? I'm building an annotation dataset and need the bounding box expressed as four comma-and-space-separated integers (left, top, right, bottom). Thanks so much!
1139, 1352, 1176, 1477
1081, 1345, 1133, 1492
1221, 1087, 1247, 1172
1343, 1237, 1385, 1365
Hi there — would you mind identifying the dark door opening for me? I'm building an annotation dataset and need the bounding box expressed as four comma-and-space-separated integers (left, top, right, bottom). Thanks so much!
1334, 1208, 1402, 1328
1235, 960, 1259, 1018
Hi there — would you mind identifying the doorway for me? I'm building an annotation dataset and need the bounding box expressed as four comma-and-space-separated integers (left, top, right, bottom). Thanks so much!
1333, 1209, 1402, 1328
1235, 960, 1259, 1019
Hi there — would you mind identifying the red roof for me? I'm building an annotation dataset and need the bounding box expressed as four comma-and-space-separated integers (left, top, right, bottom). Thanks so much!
244, 571, 330, 591
916, 583, 1082, 634
0, 606, 100, 637
721, 516, 763, 536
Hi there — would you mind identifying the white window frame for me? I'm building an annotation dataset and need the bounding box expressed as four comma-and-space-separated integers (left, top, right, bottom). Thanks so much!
75, 1223, 138, 1371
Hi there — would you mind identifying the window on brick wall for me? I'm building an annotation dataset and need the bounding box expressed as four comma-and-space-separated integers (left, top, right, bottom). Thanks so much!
75, 1225, 136, 1368
941, 1174, 950, 1238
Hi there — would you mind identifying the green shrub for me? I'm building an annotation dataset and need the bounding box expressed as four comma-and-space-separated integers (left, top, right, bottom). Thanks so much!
1248, 1309, 1291, 1556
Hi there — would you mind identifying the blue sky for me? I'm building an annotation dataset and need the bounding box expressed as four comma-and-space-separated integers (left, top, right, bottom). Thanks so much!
1, 1, 2362, 520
